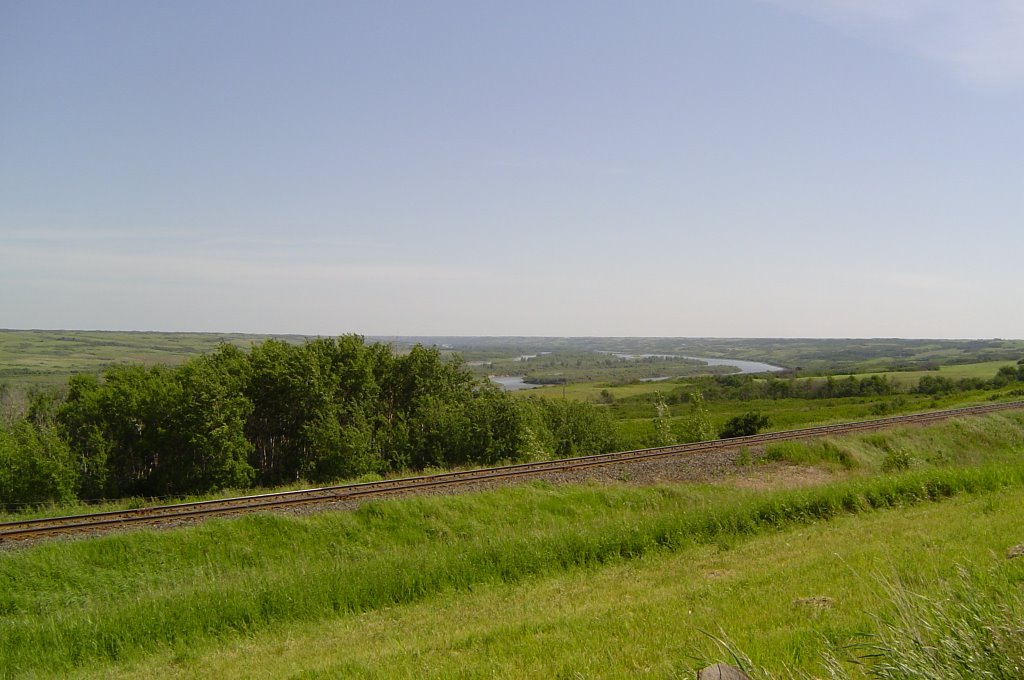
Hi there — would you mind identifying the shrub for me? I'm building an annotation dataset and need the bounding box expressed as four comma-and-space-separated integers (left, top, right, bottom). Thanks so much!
0, 420, 78, 508
720, 412, 771, 439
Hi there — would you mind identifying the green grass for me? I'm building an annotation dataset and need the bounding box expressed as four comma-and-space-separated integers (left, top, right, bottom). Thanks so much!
59, 474, 1024, 679
2, 412, 1023, 678
611, 390, 1024, 449
821, 360, 1018, 387
0, 329, 290, 387
1, 413, 1022, 678
0, 472, 391, 523
758, 411, 1024, 472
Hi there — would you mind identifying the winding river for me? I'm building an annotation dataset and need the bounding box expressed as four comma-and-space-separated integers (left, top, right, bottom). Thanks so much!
490, 354, 785, 390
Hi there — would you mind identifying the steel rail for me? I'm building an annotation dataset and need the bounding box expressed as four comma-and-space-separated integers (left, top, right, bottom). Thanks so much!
3, 400, 1023, 542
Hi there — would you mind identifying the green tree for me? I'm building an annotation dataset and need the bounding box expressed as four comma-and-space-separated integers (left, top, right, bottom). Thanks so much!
525, 398, 617, 457
0, 419, 78, 508
651, 393, 677, 446
916, 375, 956, 395
464, 386, 531, 465
682, 391, 715, 442
57, 365, 179, 497
158, 345, 255, 493
719, 411, 771, 439
993, 365, 1021, 388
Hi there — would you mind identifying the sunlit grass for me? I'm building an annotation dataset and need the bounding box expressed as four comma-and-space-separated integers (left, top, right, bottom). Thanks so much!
1, 458, 1022, 677
65, 483, 1024, 679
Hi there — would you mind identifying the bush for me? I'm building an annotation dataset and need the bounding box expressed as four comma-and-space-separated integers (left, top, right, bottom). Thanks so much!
719, 412, 771, 439
881, 447, 913, 472
0, 420, 78, 508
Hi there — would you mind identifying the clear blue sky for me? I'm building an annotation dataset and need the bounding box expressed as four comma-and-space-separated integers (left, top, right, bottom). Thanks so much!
2, 1, 1022, 338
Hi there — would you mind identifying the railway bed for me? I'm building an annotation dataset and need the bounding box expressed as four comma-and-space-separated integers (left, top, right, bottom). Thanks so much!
3, 400, 1022, 545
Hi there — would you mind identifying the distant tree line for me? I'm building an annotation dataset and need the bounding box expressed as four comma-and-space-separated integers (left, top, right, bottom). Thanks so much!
660, 365, 1024, 404
0, 337, 617, 508
914, 362, 1024, 395
660, 373, 900, 403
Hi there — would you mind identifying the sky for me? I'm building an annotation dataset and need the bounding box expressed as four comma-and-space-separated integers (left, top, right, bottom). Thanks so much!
1, 1, 1022, 338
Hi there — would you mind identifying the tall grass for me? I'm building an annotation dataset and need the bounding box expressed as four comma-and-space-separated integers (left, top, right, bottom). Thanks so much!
3, 463, 1024, 677
760, 412, 1024, 472
719, 567, 1024, 680
826, 569, 1024, 679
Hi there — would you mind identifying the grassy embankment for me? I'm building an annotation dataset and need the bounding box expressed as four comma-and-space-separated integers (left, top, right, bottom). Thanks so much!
606, 386, 1024, 450
2, 413, 1023, 678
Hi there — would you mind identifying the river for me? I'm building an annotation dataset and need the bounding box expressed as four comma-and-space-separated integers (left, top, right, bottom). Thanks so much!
490, 354, 784, 391
605, 353, 785, 375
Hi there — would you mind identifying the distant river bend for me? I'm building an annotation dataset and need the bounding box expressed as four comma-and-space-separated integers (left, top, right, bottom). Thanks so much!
490, 355, 785, 391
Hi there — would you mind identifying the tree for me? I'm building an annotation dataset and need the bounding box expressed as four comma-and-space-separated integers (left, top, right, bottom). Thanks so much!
651, 393, 677, 446
159, 345, 255, 493
916, 375, 956, 395
682, 391, 715, 442
57, 365, 180, 497
523, 398, 617, 457
0, 419, 78, 508
993, 365, 1021, 388
719, 411, 771, 439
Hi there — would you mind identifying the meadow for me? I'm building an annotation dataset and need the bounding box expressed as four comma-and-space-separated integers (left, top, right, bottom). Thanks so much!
2, 412, 1023, 678
0, 329, 280, 387
78, 483, 1023, 680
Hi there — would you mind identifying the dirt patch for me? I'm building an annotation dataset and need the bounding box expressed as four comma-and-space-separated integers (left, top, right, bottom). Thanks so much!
729, 462, 836, 491
794, 596, 834, 609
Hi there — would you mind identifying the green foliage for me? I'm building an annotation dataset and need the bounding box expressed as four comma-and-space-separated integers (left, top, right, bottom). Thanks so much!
682, 391, 716, 442
1, 336, 624, 505
0, 420, 78, 508
521, 397, 618, 457
164, 346, 255, 493
869, 396, 907, 415
880, 447, 913, 472
651, 393, 677, 446
720, 411, 771, 438
992, 363, 1024, 388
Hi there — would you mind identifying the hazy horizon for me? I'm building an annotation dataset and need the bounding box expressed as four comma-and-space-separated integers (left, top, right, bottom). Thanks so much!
3, 327, 1020, 343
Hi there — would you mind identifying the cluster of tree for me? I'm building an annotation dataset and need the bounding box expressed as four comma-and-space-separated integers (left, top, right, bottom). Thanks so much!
914, 363, 1024, 396
0, 337, 618, 508
661, 374, 899, 403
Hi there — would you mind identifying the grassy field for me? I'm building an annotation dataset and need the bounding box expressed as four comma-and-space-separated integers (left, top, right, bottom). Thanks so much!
841, 360, 1018, 386
611, 389, 1024, 450
0, 329, 287, 387
78, 484, 1024, 680
2, 412, 1023, 678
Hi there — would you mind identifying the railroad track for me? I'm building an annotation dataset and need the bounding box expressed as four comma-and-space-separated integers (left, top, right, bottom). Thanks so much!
3, 400, 1023, 544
